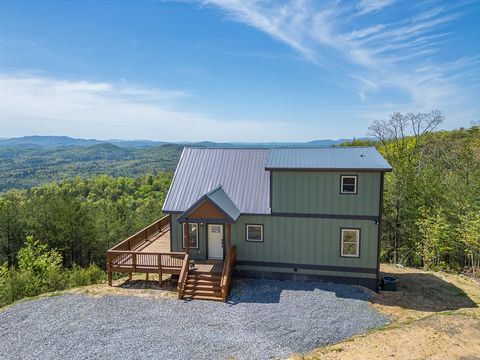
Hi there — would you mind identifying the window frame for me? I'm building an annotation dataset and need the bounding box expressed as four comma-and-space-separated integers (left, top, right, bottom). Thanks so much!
340, 228, 361, 258
340, 175, 358, 195
245, 224, 264, 242
182, 222, 199, 249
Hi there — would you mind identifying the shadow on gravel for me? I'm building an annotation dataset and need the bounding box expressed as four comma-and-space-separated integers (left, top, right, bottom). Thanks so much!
228, 277, 375, 304
375, 270, 477, 312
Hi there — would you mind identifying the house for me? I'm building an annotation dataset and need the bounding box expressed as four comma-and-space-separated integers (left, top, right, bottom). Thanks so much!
161, 146, 392, 292
106, 146, 391, 300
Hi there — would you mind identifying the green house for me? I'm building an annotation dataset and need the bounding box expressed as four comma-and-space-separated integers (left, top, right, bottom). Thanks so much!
162, 147, 392, 291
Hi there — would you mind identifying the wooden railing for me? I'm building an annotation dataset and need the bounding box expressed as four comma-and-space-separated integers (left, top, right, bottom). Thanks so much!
220, 245, 237, 301
108, 214, 171, 252
106, 214, 188, 286
177, 254, 190, 299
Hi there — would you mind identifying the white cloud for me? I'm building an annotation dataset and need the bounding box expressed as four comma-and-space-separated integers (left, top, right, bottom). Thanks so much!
0, 73, 321, 141
356, 0, 395, 15
203, 0, 480, 127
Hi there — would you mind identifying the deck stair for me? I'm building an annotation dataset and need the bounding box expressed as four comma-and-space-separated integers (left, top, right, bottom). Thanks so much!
182, 271, 223, 301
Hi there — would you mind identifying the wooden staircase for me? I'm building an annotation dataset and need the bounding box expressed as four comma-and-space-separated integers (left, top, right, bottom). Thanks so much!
177, 245, 236, 302
182, 271, 223, 301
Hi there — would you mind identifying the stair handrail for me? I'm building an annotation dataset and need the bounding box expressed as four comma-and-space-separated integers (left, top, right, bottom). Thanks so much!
177, 253, 190, 299
220, 245, 236, 301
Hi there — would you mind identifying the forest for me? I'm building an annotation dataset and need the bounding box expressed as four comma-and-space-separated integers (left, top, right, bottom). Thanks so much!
0, 112, 479, 307
0, 173, 172, 306
352, 112, 480, 275
0, 143, 182, 191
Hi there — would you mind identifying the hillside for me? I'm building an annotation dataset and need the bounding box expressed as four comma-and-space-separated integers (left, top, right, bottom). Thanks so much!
0, 135, 374, 192
0, 143, 182, 191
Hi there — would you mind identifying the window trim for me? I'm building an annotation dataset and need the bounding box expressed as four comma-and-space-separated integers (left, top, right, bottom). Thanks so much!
182, 223, 199, 249
340, 175, 358, 195
245, 224, 264, 242
340, 228, 361, 258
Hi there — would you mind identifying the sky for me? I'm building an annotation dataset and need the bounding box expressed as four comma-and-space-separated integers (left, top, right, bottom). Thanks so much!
0, 0, 479, 142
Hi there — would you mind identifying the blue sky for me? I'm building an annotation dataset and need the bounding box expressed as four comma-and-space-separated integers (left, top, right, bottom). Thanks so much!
0, 0, 479, 141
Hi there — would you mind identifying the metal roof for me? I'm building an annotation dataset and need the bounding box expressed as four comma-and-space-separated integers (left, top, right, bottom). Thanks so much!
266, 147, 392, 171
163, 148, 271, 214
177, 186, 241, 223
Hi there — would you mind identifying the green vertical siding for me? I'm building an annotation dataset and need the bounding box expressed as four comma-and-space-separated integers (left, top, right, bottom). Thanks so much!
170, 213, 207, 260
271, 171, 381, 216
232, 215, 378, 270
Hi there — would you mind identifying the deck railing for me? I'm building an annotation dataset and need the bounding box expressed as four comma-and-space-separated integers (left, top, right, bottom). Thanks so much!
109, 214, 171, 252
220, 245, 237, 301
177, 253, 190, 299
106, 214, 188, 286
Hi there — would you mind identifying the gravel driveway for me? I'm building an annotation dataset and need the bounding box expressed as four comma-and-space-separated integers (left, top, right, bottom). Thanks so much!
0, 278, 389, 360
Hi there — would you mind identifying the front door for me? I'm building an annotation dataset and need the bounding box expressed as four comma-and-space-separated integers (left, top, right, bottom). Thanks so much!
207, 224, 224, 260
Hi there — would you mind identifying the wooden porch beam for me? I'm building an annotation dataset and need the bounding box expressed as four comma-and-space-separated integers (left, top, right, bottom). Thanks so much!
184, 222, 190, 254
226, 223, 232, 260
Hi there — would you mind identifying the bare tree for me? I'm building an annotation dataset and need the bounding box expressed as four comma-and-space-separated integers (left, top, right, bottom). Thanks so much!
368, 110, 444, 264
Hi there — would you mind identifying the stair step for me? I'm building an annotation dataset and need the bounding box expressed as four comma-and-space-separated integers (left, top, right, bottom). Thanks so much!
184, 284, 221, 291
183, 295, 224, 301
186, 278, 220, 284
190, 272, 221, 278
185, 281, 220, 287
183, 289, 223, 297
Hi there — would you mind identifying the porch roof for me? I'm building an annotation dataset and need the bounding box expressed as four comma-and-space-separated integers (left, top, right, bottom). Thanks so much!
177, 186, 241, 223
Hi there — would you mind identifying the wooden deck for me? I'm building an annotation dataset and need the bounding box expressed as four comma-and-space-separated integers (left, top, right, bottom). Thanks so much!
106, 214, 235, 301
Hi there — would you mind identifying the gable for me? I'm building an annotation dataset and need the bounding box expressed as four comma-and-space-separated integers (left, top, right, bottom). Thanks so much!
187, 200, 227, 220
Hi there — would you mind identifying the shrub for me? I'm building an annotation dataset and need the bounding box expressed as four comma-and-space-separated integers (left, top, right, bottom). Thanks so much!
0, 238, 106, 308
67, 264, 106, 287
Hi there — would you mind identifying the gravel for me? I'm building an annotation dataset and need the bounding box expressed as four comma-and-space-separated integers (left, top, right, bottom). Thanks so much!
0, 278, 389, 360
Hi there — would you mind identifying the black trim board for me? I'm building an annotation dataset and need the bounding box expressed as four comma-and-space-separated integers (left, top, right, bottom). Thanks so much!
234, 269, 377, 291
236, 260, 377, 274
271, 212, 379, 221
376, 172, 385, 291
182, 217, 230, 224
266, 168, 392, 172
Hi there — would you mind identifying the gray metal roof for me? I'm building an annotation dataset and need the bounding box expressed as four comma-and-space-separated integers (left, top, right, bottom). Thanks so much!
177, 186, 241, 223
266, 147, 392, 171
163, 148, 270, 214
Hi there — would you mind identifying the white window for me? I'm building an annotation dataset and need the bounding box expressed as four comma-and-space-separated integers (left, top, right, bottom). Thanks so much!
246, 224, 263, 242
341, 228, 360, 257
182, 223, 199, 249
341, 175, 357, 194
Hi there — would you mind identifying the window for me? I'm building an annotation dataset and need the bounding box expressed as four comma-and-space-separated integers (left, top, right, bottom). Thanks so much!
340, 228, 360, 257
182, 223, 199, 249
246, 224, 263, 242
340, 175, 357, 194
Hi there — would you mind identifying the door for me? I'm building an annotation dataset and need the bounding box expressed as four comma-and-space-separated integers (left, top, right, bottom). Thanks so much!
207, 224, 224, 260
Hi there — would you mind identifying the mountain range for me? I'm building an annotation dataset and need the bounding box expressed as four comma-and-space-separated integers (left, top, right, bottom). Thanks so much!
0, 135, 374, 148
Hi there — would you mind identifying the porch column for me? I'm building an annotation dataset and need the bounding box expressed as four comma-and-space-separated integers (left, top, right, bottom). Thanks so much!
226, 223, 232, 260
183, 222, 190, 254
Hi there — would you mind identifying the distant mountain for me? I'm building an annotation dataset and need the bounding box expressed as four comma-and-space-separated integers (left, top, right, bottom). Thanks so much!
0, 136, 103, 147
0, 136, 375, 148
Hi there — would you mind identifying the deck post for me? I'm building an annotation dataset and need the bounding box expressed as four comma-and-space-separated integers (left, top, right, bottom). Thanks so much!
158, 254, 163, 286
107, 253, 112, 286
226, 223, 232, 260
184, 222, 190, 254
146, 273, 149, 281
128, 272, 132, 281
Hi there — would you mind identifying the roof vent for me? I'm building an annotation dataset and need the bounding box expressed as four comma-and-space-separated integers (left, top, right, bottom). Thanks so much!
360, 152, 365, 157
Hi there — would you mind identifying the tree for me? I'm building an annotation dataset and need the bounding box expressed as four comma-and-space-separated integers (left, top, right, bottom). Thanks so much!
0, 190, 27, 266
368, 111, 444, 264
459, 209, 480, 278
